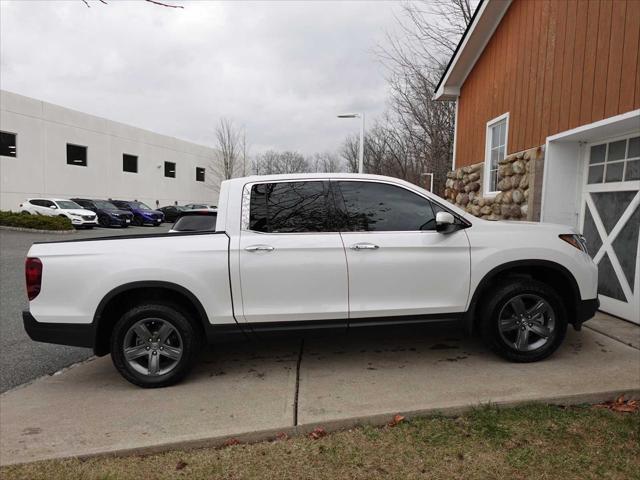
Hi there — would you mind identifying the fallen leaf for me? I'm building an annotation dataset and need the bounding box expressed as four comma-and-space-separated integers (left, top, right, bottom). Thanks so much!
309, 427, 327, 440
175, 460, 187, 470
275, 432, 289, 441
388, 414, 405, 427
594, 395, 639, 413
224, 438, 241, 447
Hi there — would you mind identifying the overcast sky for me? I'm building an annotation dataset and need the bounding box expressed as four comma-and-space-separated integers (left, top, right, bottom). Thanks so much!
0, 0, 405, 156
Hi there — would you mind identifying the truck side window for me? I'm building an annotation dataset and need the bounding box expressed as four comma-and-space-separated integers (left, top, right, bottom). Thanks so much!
249, 181, 330, 233
334, 181, 436, 232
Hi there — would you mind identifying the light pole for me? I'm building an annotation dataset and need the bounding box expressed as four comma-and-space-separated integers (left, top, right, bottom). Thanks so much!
421, 172, 434, 192
337, 113, 364, 173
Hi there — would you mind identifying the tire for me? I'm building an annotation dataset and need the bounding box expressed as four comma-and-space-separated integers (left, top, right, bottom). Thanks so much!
132, 215, 143, 227
98, 215, 110, 228
21, 211, 30, 215
110, 303, 201, 388
480, 279, 567, 363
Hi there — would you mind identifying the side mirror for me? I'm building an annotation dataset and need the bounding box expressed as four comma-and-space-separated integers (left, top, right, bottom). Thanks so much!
435, 211, 456, 233
50, 205, 58, 210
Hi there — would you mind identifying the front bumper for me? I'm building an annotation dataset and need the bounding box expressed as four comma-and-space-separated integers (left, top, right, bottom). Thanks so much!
69, 216, 98, 226
574, 298, 600, 330
108, 215, 132, 226
23, 311, 95, 349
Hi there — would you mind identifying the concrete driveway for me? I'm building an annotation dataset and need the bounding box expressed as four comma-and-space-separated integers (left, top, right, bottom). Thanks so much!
1, 315, 638, 466
0, 225, 172, 393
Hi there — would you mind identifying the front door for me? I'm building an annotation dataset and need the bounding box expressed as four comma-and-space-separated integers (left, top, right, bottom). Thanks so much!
333, 180, 471, 320
239, 180, 348, 324
580, 135, 640, 323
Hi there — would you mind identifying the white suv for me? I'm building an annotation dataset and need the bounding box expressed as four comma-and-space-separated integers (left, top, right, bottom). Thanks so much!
20, 198, 98, 228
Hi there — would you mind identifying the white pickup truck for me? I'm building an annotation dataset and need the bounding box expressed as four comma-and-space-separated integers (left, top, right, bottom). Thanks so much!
24, 174, 599, 387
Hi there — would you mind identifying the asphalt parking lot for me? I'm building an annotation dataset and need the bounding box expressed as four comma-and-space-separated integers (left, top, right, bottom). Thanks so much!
0, 224, 172, 393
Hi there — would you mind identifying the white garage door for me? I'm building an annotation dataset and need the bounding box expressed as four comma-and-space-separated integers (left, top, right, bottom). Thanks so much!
580, 135, 640, 323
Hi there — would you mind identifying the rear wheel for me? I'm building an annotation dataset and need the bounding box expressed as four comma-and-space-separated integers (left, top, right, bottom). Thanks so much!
110, 303, 201, 388
480, 279, 567, 362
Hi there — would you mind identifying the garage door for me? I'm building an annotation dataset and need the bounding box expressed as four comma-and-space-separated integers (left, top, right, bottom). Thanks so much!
580, 135, 640, 323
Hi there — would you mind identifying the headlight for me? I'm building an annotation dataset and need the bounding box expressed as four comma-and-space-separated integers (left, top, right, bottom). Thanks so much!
559, 234, 588, 254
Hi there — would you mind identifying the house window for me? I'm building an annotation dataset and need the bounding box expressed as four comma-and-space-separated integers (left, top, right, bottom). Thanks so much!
196, 167, 205, 182
587, 136, 640, 184
123, 154, 138, 173
0, 131, 17, 157
484, 114, 509, 193
67, 144, 87, 166
164, 161, 176, 178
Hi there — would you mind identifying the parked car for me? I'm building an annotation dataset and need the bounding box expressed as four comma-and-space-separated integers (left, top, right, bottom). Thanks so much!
158, 205, 188, 223
169, 210, 217, 233
19, 198, 97, 228
23, 174, 599, 388
110, 200, 164, 226
71, 198, 134, 228
184, 203, 217, 212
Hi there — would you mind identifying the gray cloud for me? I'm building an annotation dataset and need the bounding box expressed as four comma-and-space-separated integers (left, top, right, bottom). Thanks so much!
0, 0, 402, 155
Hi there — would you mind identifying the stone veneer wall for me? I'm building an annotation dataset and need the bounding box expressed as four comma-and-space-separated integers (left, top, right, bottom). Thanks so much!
444, 146, 544, 221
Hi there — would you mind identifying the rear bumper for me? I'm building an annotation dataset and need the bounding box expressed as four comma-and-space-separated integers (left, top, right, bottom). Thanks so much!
23, 311, 95, 349
574, 298, 600, 329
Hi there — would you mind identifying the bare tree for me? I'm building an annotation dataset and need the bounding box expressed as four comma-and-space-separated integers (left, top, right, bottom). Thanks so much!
81, 0, 183, 7
253, 151, 310, 175
340, 135, 360, 173
311, 152, 344, 173
358, 0, 475, 194
212, 118, 241, 181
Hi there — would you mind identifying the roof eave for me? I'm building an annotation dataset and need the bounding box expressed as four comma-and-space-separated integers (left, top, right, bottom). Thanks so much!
434, 0, 512, 101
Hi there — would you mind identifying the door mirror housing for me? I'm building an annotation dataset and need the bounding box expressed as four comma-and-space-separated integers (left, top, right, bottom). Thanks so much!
435, 211, 456, 233
50, 205, 58, 210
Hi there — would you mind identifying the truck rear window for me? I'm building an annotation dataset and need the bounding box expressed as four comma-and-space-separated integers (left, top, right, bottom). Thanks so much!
172, 215, 217, 232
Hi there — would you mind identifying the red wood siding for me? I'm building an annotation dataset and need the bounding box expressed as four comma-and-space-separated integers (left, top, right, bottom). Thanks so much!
455, 0, 640, 168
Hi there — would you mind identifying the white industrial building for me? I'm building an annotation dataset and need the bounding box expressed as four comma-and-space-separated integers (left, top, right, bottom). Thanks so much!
0, 90, 220, 211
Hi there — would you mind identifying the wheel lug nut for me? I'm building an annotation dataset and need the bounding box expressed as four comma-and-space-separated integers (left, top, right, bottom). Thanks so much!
528, 323, 532, 327
146, 346, 150, 350
152, 351, 157, 355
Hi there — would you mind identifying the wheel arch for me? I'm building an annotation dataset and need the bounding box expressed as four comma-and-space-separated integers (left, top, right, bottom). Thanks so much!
92, 281, 210, 356
465, 260, 581, 335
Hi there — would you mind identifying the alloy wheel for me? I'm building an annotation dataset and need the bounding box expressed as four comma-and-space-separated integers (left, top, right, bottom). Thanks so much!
123, 318, 183, 376
498, 294, 556, 352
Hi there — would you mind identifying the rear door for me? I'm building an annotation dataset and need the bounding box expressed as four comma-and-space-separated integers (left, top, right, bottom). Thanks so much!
238, 180, 348, 325
333, 180, 471, 320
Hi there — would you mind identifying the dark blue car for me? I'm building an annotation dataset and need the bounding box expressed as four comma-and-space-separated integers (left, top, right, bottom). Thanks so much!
111, 200, 164, 226
71, 198, 134, 228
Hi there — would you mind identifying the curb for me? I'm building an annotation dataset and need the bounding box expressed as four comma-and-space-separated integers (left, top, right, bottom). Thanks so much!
5, 388, 638, 467
0, 226, 76, 234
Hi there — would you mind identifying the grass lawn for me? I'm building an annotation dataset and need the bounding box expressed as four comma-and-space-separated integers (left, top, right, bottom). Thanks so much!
2, 404, 638, 480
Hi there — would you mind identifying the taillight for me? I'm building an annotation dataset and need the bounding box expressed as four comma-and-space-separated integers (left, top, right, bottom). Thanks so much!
25, 257, 43, 301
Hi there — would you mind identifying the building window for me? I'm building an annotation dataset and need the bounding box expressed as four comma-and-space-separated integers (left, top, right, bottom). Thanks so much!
67, 144, 87, 167
587, 136, 640, 184
164, 161, 176, 178
196, 167, 205, 182
123, 154, 138, 173
484, 113, 509, 194
0, 131, 17, 157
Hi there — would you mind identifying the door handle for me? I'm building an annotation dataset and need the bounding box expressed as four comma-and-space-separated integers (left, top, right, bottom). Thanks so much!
245, 245, 275, 252
350, 243, 379, 250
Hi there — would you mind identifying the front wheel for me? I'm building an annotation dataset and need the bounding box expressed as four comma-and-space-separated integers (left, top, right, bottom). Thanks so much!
132, 215, 143, 226
480, 279, 567, 363
110, 303, 201, 388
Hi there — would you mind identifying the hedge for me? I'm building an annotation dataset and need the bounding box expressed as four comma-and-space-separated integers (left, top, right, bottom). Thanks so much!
0, 211, 73, 231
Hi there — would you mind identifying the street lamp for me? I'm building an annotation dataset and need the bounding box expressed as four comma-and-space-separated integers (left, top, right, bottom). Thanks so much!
421, 172, 434, 192
337, 112, 365, 174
